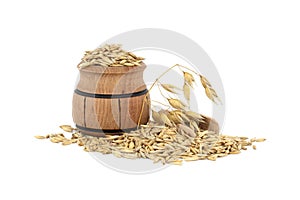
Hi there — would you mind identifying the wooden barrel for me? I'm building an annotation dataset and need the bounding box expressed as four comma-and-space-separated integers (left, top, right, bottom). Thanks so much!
72, 63, 150, 136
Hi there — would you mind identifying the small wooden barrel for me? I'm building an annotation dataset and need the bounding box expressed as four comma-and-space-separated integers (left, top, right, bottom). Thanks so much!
72, 63, 150, 136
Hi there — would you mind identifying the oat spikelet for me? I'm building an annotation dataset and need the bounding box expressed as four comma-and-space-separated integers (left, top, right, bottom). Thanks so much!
200, 75, 221, 103
185, 111, 203, 120
173, 110, 190, 122
200, 75, 211, 87
159, 111, 173, 126
152, 110, 162, 124
161, 84, 180, 94
168, 98, 186, 109
205, 87, 214, 102
167, 112, 183, 124
183, 72, 195, 86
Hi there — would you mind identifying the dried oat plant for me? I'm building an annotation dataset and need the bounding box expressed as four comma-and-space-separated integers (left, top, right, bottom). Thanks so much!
137, 64, 222, 127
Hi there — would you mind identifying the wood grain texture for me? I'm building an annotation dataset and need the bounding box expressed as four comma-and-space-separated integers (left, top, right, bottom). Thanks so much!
72, 93, 85, 127
86, 98, 120, 130
72, 63, 150, 136
77, 63, 147, 94
119, 94, 150, 129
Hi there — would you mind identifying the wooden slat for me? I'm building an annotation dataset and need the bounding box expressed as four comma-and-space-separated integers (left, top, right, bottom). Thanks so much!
119, 94, 150, 129
72, 93, 85, 127
85, 97, 120, 130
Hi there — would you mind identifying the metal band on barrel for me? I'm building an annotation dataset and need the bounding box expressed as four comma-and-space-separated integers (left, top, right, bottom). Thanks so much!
76, 124, 137, 133
74, 88, 148, 99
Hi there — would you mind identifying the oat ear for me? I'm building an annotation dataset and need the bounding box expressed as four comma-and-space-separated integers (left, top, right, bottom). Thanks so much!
199, 75, 222, 104
183, 72, 195, 87
161, 84, 181, 94
167, 98, 187, 109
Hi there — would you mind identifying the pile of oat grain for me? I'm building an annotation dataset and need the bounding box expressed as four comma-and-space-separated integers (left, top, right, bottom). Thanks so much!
35, 124, 266, 165
78, 44, 144, 69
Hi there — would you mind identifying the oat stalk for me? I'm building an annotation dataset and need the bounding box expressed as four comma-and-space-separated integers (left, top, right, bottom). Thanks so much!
137, 64, 180, 126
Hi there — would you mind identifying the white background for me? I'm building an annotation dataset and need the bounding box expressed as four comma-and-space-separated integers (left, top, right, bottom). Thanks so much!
1, 0, 299, 199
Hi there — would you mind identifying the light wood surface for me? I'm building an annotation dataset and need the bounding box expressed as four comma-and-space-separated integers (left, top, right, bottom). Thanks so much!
72, 63, 150, 136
